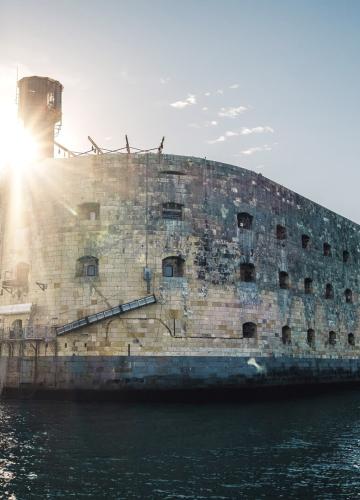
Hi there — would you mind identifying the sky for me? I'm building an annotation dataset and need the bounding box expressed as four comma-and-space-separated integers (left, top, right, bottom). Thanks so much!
0, 0, 360, 221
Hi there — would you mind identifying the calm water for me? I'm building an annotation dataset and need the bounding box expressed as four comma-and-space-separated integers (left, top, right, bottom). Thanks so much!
0, 391, 360, 499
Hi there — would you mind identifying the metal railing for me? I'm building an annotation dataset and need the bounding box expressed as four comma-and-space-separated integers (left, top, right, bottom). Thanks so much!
0, 325, 56, 341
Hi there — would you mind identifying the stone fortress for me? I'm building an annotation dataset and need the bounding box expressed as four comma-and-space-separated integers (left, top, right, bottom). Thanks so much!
1, 75, 360, 396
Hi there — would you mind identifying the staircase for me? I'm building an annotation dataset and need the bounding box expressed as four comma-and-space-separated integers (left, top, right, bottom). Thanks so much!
56, 294, 156, 336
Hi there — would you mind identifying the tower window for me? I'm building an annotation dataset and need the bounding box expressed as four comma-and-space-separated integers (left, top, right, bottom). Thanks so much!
162, 203, 183, 221
162, 256, 184, 277
345, 288, 353, 303
76, 256, 99, 278
343, 250, 350, 263
307, 329, 315, 347
243, 322, 257, 339
348, 333, 355, 346
325, 283, 333, 299
282, 326, 291, 345
276, 225, 286, 240
237, 212, 253, 230
302, 234, 310, 249
329, 331, 336, 346
279, 271, 290, 289
323, 243, 331, 257
304, 278, 313, 294
240, 263, 256, 282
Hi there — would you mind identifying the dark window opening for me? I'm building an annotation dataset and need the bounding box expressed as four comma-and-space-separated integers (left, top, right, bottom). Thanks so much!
162, 202, 183, 221
329, 330, 336, 346
307, 329, 315, 347
243, 322, 257, 339
16, 262, 30, 285
78, 202, 100, 221
276, 224, 286, 240
279, 271, 290, 289
237, 212, 253, 230
323, 243, 331, 257
345, 288, 352, 303
348, 333, 355, 346
240, 263, 256, 282
162, 256, 184, 277
304, 278, 313, 294
343, 250, 350, 263
282, 326, 291, 345
302, 234, 310, 249
76, 256, 99, 278
325, 283, 334, 299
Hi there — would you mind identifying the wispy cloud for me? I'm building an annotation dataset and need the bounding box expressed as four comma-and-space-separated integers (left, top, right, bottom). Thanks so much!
241, 145, 272, 155
204, 92, 211, 97
202, 106, 208, 111
170, 94, 197, 109
207, 135, 226, 144
240, 126, 274, 135
218, 106, 247, 118
216, 89, 224, 95
160, 76, 171, 84
229, 83, 239, 89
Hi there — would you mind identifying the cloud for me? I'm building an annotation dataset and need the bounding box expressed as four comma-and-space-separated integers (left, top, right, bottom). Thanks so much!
229, 83, 239, 89
210, 120, 218, 126
241, 145, 272, 155
216, 89, 224, 95
204, 92, 211, 96
202, 106, 208, 111
207, 135, 226, 144
218, 106, 247, 118
160, 77, 171, 84
225, 130, 237, 137
240, 126, 274, 135
170, 94, 197, 109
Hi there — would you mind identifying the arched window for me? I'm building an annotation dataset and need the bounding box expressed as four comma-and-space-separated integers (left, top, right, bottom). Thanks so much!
329, 331, 336, 346
243, 322, 257, 339
307, 329, 315, 347
345, 288, 353, 303
302, 234, 310, 249
279, 271, 289, 289
325, 283, 333, 299
77, 202, 100, 220
276, 224, 286, 240
343, 250, 350, 263
162, 203, 183, 221
304, 278, 313, 294
162, 256, 184, 277
282, 326, 291, 345
16, 262, 30, 285
348, 333, 355, 346
240, 263, 256, 282
237, 212, 253, 230
76, 256, 99, 277
323, 242, 331, 257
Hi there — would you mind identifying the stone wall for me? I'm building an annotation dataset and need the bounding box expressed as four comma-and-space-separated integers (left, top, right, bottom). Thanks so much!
0, 153, 359, 361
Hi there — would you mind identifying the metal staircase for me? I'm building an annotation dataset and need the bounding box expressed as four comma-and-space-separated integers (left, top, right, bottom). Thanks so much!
56, 294, 156, 336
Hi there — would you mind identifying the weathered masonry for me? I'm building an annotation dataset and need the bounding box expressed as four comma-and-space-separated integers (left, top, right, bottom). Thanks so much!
1, 151, 360, 395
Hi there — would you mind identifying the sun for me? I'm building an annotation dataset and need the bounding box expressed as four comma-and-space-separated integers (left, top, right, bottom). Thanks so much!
0, 102, 39, 174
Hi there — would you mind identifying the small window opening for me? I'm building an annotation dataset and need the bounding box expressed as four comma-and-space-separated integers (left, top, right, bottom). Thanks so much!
78, 202, 100, 221
325, 283, 333, 299
323, 243, 331, 257
276, 224, 286, 240
282, 326, 291, 345
302, 234, 310, 249
348, 333, 355, 346
16, 262, 30, 286
329, 331, 336, 346
76, 256, 99, 278
237, 212, 253, 230
162, 256, 184, 277
279, 271, 290, 289
343, 250, 350, 263
243, 322, 257, 339
307, 329, 315, 347
240, 263, 256, 282
345, 288, 352, 303
304, 278, 313, 294
162, 202, 183, 221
